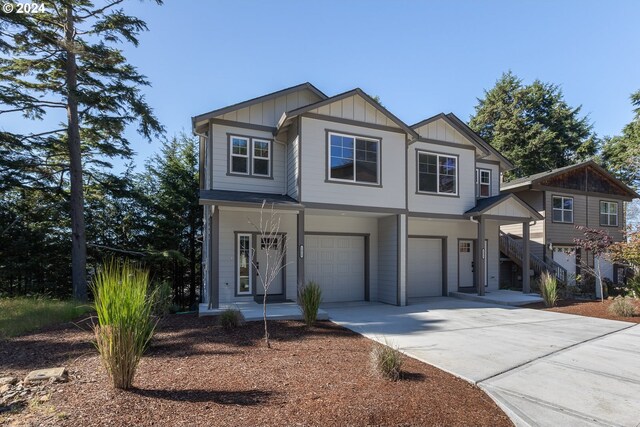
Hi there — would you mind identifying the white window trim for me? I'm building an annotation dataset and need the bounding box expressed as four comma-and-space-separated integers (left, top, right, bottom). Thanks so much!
229, 136, 250, 175
251, 138, 271, 177
417, 151, 458, 196
476, 168, 491, 198
552, 196, 574, 223
237, 233, 252, 295
600, 201, 619, 226
327, 131, 380, 186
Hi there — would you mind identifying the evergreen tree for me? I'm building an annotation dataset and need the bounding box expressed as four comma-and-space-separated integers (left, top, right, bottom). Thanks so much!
602, 89, 640, 188
469, 71, 597, 180
0, 0, 163, 300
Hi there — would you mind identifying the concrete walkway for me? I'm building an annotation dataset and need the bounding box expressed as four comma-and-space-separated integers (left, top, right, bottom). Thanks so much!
325, 298, 640, 427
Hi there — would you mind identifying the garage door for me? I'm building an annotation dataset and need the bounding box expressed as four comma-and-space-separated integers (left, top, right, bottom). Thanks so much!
407, 238, 443, 298
304, 235, 365, 302
553, 247, 576, 286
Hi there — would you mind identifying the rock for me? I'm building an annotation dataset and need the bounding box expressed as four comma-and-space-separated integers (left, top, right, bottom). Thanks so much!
24, 368, 68, 385
38, 394, 50, 402
0, 377, 17, 386
0, 384, 11, 394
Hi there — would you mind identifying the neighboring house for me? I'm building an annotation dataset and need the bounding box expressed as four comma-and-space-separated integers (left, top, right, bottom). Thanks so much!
500, 161, 639, 293
192, 83, 542, 312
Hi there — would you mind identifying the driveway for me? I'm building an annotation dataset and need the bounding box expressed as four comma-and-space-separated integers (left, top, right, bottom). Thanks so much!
325, 298, 640, 427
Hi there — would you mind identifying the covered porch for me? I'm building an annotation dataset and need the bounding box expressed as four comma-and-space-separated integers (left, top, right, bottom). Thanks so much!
465, 194, 544, 296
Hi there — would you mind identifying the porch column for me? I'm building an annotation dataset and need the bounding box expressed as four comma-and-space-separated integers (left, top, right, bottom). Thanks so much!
297, 211, 305, 295
522, 221, 531, 294
209, 205, 220, 309
477, 217, 486, 296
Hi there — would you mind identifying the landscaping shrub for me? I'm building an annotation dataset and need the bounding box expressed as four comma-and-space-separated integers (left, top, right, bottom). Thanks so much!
150, 281, 172, 317
627, 275, 640, 298
539, 271, 558, 307
299, 281, 322, 326
370, 340, 403, 381
92, 260, 157, 390
608, 297, 637, 317
218, 308, 243, 331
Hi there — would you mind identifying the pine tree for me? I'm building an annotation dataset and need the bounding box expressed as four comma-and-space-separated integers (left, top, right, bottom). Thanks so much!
602, 89, 640, 188
469, 71, 597, 180
0, 0, 164, 300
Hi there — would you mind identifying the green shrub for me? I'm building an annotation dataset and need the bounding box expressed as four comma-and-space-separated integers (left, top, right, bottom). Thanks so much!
299, 282, 322, 326
218, 308, 243, 331
627, 275, 640, 298
608, 297, 637, 317
539, 271, 559, 308
91, 260, 157, 390
370, 340, 403, 381
150, 281, 172, 317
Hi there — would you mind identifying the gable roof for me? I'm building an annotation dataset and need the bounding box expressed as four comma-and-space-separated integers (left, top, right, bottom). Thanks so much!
192, 82, 327, 126
411, 113, 514, 170
276, 88, 419, 138
500, 160, 639, 198
464, 193, 543, 220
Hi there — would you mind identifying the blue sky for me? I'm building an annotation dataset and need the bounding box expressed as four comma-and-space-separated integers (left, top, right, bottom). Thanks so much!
12, 0, 640, 169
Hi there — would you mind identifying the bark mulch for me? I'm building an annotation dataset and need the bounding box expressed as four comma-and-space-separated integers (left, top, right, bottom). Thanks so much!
525, 298, 640, 323
0, 314, 512, 427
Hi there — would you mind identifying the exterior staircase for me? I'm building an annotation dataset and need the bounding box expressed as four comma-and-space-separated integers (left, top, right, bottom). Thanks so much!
499, 231, 567, 284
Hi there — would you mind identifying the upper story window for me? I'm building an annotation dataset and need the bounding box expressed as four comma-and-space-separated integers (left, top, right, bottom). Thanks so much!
476, 168, 491, 198
552, 196, 573, 223
328, 132, 379, 185
417, 151, 457, 195
229, 135, 271, 177
600, 201, 618, 226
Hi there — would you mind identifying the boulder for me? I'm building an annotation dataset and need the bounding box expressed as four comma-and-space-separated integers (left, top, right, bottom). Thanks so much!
24, 368, 68, 385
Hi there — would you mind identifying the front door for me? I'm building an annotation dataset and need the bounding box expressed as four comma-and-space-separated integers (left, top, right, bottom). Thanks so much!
255, 236, 284, 299
458, 240, 475, 289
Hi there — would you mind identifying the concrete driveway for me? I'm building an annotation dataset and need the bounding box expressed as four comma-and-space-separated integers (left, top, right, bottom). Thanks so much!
324, 298, 640, 427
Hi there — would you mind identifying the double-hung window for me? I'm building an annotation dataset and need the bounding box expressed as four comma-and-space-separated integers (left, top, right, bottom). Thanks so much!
328, 132, 379, 184
229, 135, 271, 177
600, 201, 618, 226
552, 196, 573, 223
417, 152, 457, 195
476, 169, 491, 197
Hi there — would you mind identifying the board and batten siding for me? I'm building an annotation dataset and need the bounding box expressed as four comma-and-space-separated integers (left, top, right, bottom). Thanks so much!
209, 122, 286, 194
408, 141, 477, 214
309, 94, 401, 128
218, 88, 323, 128
304, 214, 380, 301
500, 190, 545, 259
377, 215, 398, 305
217, 208, 297, 304
414, 118, 468, 143
299, 116, 406, 208
408, 218, 500, 292
475, 160, 501, 197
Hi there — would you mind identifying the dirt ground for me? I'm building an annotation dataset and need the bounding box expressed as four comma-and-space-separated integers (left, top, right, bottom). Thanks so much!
0, 314, 512, 427
525, 298, 640, 323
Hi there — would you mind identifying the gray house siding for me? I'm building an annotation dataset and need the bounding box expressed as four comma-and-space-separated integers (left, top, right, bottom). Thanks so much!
377, 215, 398, 304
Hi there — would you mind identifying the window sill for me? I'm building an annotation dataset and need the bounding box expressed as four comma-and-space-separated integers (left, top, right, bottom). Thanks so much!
324, 179, 382, 188
227, 172, 274, 180
415, 191, 460, 198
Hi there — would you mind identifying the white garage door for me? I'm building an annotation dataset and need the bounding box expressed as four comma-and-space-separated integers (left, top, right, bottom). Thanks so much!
553, 247, 576, 286
304, 235, 365, 303
408, 238, 443, 298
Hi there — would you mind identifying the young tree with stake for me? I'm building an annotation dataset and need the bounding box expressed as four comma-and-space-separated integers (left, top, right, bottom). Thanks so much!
574, 225, 614, 302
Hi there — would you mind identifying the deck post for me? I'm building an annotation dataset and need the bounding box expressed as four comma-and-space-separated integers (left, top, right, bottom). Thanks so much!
522, 221, 531, 293
477, 217, 486, 296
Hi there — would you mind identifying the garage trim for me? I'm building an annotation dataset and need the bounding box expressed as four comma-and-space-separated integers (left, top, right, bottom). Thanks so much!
408, 235, 448, 296
304, 232, 370, 301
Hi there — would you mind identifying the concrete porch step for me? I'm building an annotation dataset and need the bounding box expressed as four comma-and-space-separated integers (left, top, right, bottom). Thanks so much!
199, 301, 329, 321
449, 290, 543, 307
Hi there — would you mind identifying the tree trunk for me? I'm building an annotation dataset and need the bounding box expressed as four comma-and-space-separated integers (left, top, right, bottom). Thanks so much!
189, 224, 196, 307
65, 6, 87, 301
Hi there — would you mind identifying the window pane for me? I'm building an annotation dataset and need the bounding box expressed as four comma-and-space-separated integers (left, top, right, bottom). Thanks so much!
232, 156, 248, 173
419, 172, 437, 192
601, 213, 609, 225
254, 140, 269, 158
330, 135, 354, 180
600, 202, 608, 214
254, 158, 269, 175
611, 214, 618, 226
553, 197, 562, 209
439, 174, 455, 193
480, 184, 490, 197
331, 158, 354, 180
481, 171, 490, 184
239, 277, 250, 293
553, 210, 563, 222
356, 159, 377, 183
238, 235, 250, 294
563, 198, 573, 210
232, 138, 247, 155
563, 211, 573, 223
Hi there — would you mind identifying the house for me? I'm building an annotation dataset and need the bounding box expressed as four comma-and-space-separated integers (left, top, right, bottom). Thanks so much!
192, 83, 543, 312
500, 161, 639, 295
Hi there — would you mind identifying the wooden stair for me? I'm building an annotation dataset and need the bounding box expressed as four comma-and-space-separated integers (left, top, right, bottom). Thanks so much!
499, 231, 567, 284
